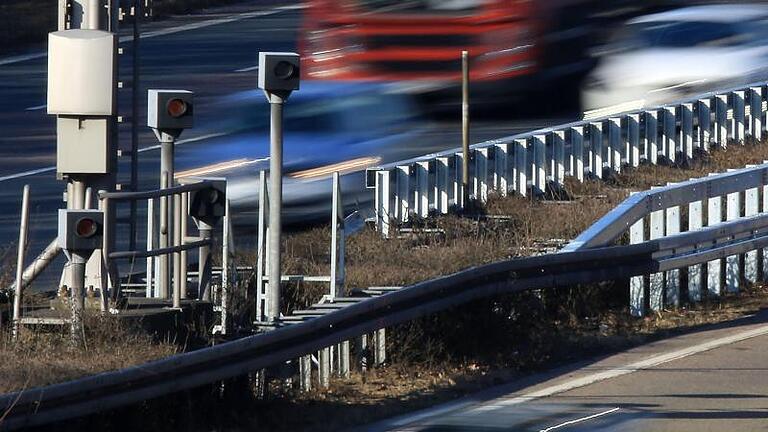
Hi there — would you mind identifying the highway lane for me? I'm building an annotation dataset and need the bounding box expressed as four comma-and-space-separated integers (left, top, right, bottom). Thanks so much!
363, 313, 768, 432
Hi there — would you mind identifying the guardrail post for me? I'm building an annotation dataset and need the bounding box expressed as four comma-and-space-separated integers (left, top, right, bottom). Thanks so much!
698, 98, 711, 152
474, 148, 489, 202
375, 170, 391, 237
492, 144, 508, 197
745, 182, 759, 284
750, 86, 763, 141
374, 328, 386, 366
665, 199, 680, 307
553, 130, 565, 186
649, 201, 664, 311
256, 171, 268, 320
12, 185, 30, 338
680, 103, 694, 162
319, 347, 330, 388
514, 138, 528, 196
146, 198, 154, 297
395, 165, 411, 222
339, 340, 350, 379
435, 157, 450, 213
629, 208, 645, 317
725, 187, 741, 293
626, 114, 640, 168
707, 191, 723, 297
415, 161, 430, 217
570, 126, 584, 181
732, 90, 746, 143
688, 196, 704, 302
662, 106, 677, 164
644, 110, 658, 164
299, 354, 312, 391
532, 134, 546, 194
453, 153, 464, 207
714, 94, 728, 147
589, 122, 603, 179
608, 117, 621, 173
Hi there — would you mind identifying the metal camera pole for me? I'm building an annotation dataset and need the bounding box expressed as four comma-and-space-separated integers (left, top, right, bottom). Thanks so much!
267, 94, 285, 321
258, 51, 300, 324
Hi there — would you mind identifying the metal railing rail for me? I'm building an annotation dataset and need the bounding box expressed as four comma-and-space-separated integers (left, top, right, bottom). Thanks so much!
368, 80, 768, 237
3, 193, 768, 429
97, 180, 227, 310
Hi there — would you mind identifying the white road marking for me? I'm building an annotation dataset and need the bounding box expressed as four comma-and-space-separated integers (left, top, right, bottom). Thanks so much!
235, 65, 259, 73
0, 4, 305, 67
24, 104, 46, 111
0, 166, 56, 182
470, 323, 768, 413
538, 407, 620, 432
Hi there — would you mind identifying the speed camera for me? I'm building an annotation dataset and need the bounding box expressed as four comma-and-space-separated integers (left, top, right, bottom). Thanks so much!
258, 52, 300, 93
148, 89, 194, 131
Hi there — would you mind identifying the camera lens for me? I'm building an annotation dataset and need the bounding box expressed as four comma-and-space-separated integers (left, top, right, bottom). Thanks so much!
274, 61, 298, 80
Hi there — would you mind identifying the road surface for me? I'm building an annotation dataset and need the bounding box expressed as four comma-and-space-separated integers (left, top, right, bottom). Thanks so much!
361, 312, 768, 432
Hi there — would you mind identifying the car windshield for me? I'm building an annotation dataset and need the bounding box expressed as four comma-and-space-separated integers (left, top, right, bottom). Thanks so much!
625, 21, 749, 48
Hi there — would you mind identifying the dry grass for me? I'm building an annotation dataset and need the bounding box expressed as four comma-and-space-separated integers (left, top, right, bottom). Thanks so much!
0, 315, 177, 394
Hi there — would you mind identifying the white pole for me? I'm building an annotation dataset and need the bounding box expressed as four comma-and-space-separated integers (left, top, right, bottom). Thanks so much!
12, 185, 30, 338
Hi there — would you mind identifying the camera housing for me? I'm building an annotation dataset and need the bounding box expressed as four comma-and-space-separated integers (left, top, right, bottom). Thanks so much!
148, 90, 194, 131
258, 52, 300, 94
58, 209, 104, 252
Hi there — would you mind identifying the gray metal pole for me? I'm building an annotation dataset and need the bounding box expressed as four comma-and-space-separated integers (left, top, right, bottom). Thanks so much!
12, 185, 30, 337
129, 0, 142, 252
461, 50, 470, 207
146, 198, 154, 297
159, 134, 174, 299
267, 99, 284, 322
9, 239, 60, 294
68, 252, 87, 346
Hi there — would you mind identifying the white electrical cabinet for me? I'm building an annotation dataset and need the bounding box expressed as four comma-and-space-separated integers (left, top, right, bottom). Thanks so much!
47, 29, 116, 116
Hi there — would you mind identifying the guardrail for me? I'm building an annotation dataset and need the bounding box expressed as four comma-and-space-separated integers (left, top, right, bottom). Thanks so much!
564, 161, 768, 316
4, 165, 768, 429
367, 81, 768, 237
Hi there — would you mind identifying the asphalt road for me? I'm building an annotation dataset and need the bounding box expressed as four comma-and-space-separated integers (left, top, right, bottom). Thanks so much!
0, 1, 574, 289
362, 312, 768, 432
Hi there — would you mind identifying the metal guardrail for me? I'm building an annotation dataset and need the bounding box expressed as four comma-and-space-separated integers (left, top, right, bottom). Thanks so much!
4, 174, 768, 428
564, 161, 768, 316
367, 81, 768, 237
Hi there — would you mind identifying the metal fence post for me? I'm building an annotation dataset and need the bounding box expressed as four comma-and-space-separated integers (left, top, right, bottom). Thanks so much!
256, 171, 268, 320
173, 193, 182, 309
688, 197, 704, 302
707, 191, 723, 297
12, 185, 30, 337
221, 198, 231, 334
649, 203, 664, 311
146, 198, 154, 297
725, 187, 741, 293
629, 213, 644, 317
180, 192, 188, 299
644, 110, 658, 164
158, 172, 170, 299
461, 50, 470, 207
698, 98, 711, 152
330, 172, 344, 300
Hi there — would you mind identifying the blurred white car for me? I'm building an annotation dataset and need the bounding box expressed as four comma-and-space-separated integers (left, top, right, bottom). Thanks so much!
582, 4, 768, 116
